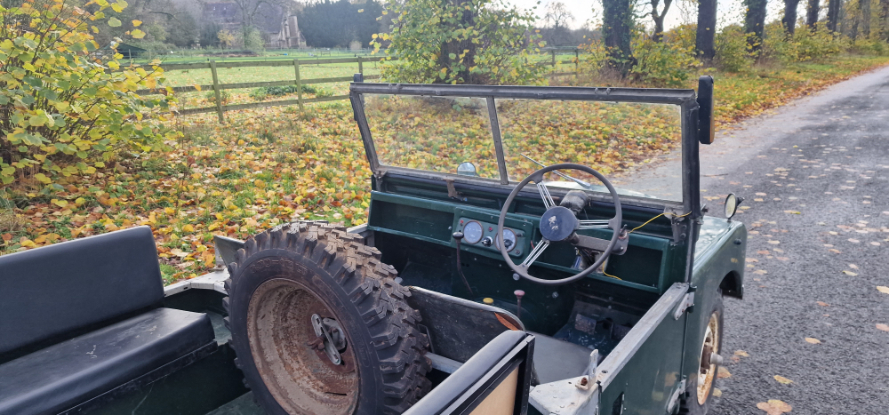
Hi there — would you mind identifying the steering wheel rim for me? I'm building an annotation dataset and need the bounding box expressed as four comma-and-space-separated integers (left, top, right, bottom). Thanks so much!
497, 163, 624, 286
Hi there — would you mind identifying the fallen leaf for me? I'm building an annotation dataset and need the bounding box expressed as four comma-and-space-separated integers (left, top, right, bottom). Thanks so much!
848, 264, 859, 270
805, 337, 821, 344
1, 234, 11, 242
756, 399, 793, 415
878, 286, 889, 294
713, 388, 722, 398
773, 375, 793, 384
717, 366, 732, 379
876, 324, 889, 332
842, 270, 858, 276
734, 350, 750, 357
848, 238, 860, 243
754, 269, 768, 275
768, 240, 780, 245
816, 301, 829, 307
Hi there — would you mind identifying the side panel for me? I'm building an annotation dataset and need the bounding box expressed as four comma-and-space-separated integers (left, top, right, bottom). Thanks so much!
682, 222, 747, 396
597, 291, 688, 415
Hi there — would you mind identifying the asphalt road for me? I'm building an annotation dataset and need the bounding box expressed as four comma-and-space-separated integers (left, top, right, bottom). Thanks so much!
698, 67, 889, 414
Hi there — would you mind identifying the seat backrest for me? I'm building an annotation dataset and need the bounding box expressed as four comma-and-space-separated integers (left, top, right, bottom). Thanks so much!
0, 226, 164, 360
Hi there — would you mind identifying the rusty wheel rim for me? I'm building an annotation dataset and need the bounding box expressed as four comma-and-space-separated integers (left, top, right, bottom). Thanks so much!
696, 311, 720, 405
247, 279, 359, 415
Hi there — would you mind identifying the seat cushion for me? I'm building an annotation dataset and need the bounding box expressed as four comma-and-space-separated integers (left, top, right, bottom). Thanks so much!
0, 226, 164, 357
530, 332, 595, 384
0, 308, 214, 415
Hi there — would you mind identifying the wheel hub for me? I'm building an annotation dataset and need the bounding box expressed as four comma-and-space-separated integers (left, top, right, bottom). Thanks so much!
696, 311, 720, 405
311, 314, 347, 366
247, 278, 359, 414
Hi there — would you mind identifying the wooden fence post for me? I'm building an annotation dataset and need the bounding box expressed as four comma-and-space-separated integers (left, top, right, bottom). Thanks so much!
551, 50, 556, 73
358, 56, 363, 76
209, 60, 224, 123
294, 58, 304, 112
575, 48, 579, 77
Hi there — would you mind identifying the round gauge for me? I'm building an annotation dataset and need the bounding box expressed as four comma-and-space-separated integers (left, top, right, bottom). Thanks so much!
463, 221, 483, 244
496, 228, 518, 252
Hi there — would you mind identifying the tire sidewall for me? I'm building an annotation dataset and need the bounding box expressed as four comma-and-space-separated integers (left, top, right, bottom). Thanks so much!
684, 295, 724, 415
229, 248, 381, 415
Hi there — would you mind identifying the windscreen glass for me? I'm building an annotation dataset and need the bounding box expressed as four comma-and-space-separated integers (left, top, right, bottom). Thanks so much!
362, 94, 500, 180
495, 99, 684, 201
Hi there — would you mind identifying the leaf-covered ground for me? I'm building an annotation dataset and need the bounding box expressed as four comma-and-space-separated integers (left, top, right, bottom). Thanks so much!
2, 54, 888, 284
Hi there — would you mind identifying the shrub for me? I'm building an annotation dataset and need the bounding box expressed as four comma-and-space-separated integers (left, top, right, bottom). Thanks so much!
851, 36, 887, 55
0, 0, 176, 187
715, 25, 754, 72
249, 85, 331, 101
204, 90, 232, 104
630, 31, 700, 87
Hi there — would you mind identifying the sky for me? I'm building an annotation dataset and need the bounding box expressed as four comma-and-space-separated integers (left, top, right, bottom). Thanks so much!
506, 0, 790, 32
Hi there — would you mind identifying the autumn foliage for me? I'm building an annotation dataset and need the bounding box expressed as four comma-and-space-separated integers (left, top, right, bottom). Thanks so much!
0, 0, 175, 187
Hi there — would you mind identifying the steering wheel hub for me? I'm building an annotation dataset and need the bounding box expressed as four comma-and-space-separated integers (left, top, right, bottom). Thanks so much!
539, 206, 578, 242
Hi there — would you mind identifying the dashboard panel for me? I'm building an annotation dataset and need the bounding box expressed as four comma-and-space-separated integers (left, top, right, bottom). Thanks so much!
367, 190, 674, 292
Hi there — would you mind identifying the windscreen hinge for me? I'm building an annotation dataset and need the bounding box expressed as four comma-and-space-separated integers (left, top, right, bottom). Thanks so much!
445, 179, 465, 201
666, 208, 690, 245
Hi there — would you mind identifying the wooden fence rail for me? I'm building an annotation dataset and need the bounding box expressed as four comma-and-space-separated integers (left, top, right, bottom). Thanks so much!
141, 51, 583, 122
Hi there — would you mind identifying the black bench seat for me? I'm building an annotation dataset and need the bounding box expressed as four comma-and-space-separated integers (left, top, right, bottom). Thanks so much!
0, 308, 214, 415
0, 226, 217, 415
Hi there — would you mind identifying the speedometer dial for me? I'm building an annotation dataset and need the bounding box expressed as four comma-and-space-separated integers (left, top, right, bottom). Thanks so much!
496, 228, 517, 252
463, 221, 483, 244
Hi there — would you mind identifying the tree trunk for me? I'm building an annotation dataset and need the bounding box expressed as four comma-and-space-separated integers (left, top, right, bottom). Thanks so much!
696, 0, 718, 60
603, 0, 635, 75
807, 0, 820, 28
882, 0, 889, 40
861, 0, 871, 37
745, 0, 768, 52
650, 0, 673, 42
827, 0, 841, 31
783, 0, 801, 35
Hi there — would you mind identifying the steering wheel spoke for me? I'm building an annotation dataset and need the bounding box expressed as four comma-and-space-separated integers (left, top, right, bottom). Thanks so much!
521, 239, 550, 268
578, 219, 610, 230
536, 182, 555, 209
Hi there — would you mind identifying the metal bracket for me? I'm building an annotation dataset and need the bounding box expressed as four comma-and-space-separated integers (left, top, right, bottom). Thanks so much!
666, 379, 687, 413
665, 208, 689, 245
673, 291, 695, 320
311, 314, 344, 365
445, 179, 463, 200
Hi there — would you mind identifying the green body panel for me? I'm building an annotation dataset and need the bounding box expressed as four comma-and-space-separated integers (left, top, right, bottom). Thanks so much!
598, 309, 687, 415
683, 217, 747, 389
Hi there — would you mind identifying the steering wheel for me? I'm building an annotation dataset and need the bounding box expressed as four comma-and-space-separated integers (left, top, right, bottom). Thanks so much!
497, 163, 627, 286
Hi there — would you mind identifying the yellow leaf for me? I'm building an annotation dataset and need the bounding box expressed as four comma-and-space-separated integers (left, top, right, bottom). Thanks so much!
717, 366, 731, 378
52, 199, 68, 208
773, 375, 793, 384
132, 19, 142, 27
75, 197, 86, 206
182, 224, 195, 232
164, 207, 175, 215
131, 29, 146, 39
34, 173, 52, 184
756, 399, 792, 415
21, 239, 37, 248
878, 286, 889, 294
804, 337, 821, 344
734, 350, 750, 357
193, 84, 202, 92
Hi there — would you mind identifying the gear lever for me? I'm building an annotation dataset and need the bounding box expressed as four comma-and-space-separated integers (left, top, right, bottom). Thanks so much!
452, 232, 474, 296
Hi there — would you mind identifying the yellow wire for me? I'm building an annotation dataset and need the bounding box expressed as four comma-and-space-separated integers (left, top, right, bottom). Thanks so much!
604, 211, 691, 280
602, 270, 622, 280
